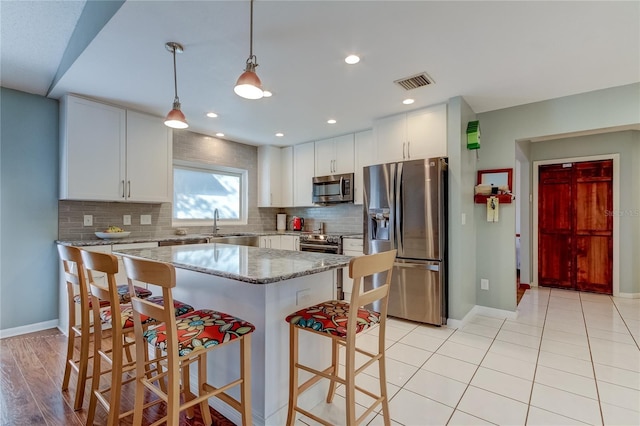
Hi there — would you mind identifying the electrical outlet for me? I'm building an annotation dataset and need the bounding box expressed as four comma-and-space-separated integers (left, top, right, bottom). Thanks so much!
83, 215, 93, 226
123, 215, 131, 226
481, 278, 489, 290
140, 214, 152, 225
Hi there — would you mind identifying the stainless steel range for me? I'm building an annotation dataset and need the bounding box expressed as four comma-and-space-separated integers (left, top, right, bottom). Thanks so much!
298, 233, 343, 254
299, 233, 344, 299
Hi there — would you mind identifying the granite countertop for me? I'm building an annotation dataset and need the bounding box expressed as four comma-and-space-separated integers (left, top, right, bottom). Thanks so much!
113, 243, 351, 284
56, 231, 310, 247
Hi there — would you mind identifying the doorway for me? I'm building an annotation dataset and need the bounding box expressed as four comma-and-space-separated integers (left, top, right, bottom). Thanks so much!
538, 159, 613, 294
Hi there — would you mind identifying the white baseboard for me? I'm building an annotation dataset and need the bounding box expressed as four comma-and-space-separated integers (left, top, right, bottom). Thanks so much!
616, 292, 640, 299
0, 319, 59, 339
447, 304, 517, 328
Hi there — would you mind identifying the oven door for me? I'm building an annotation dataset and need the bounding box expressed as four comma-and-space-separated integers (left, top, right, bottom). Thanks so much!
299, 242, 339, 254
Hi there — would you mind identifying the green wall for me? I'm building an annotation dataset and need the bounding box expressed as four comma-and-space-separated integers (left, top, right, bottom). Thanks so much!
0, 88, 59, 331
476, 83, 640, 311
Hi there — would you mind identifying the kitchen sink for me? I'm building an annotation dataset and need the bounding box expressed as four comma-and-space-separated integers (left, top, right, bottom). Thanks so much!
206, 235, 259, 247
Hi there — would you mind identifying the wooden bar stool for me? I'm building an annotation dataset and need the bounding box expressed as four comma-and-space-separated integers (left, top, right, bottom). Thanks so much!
81, 249, 195, 425
122, 255, 255, 426
58, 244, 105, 410
285, 250, 396, 426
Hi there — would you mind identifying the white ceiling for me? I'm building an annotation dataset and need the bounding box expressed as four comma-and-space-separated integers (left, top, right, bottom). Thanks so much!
2, 1, 639, 146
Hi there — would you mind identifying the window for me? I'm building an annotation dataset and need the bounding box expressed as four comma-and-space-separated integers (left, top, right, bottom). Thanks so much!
173, 160, 248, 225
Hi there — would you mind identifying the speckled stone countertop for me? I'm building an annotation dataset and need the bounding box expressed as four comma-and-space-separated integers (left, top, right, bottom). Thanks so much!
55, 231, 308, 247
113, 243, 351, 284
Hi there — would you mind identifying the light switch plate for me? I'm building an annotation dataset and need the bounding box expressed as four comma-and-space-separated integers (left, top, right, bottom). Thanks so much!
481, 278, 489, 290
83, 215, 93, 226
123, 215, 131, 226
140, 214, 152, 225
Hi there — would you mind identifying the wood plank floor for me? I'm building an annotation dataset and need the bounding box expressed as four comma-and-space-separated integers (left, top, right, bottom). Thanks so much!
0, 328, 235, 426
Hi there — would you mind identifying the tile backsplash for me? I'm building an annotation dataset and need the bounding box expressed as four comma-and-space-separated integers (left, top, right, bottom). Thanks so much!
58, 129, 364, 241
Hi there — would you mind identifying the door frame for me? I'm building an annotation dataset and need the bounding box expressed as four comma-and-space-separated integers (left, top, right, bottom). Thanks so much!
532, 153, 619, 295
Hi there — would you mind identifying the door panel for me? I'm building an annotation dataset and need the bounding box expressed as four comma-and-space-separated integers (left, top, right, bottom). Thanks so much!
538, 159, 613, 294
386, 261, 442, 325
538, 165, 573, 288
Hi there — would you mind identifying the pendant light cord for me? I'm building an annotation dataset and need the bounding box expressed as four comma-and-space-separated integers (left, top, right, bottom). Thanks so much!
172, 46, 179, 103
249, 0, 254, 58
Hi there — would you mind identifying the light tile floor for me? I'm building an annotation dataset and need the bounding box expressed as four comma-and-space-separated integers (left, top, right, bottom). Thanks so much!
295, 288, 640, 425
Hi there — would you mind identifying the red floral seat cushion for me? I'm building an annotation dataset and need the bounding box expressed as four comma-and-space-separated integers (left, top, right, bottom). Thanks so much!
285, 300, 380, 338
100, 296, 194, 329
74, 285, 152, 306
143, 309, 256, 356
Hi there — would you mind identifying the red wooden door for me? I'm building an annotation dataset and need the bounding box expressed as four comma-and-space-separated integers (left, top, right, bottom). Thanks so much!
538, 160, 613, 294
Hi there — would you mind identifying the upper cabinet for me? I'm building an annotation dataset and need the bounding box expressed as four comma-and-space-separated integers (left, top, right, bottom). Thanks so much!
373, 103, 447, 163
60, 95, 172, 202
257, 145, 282, 207
293, 142, 315, 206
354, 130, 375, 205
314, 134, 354, 176
280, 146, 294, 207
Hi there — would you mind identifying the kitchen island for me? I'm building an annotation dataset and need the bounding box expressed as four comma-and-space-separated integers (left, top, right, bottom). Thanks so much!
113, 243, 351, 426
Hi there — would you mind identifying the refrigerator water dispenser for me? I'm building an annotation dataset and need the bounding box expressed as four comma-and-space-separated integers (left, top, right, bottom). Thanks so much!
369, 209, 390, 240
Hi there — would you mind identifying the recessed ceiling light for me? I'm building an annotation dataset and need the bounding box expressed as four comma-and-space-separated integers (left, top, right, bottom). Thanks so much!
215, 132, 224, 137
345, 55, 360, 65
275, 132, 284, 137
206, 112, 218, 118
327, 119, 337, 124
263, 90, 273, 97
403, 98, 415, 105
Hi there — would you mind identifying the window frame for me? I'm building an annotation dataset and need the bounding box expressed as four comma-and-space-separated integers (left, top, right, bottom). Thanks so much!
172, 159, 248, 227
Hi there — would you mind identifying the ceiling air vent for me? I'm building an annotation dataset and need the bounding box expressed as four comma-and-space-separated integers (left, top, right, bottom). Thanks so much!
394, 72, 434, 91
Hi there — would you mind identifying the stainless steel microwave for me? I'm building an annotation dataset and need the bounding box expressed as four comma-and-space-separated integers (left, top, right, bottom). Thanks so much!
312, 173, 354, 204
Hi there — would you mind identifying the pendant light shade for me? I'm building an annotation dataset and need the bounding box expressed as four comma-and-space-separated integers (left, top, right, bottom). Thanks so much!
234, 0, 263, 100
164, 42, 188, 129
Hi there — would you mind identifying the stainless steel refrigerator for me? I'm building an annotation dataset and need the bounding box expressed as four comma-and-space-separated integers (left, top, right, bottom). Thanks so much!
363, 157, 447, 325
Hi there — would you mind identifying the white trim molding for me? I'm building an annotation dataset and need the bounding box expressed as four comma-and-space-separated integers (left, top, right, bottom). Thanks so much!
0, 319, 59, 339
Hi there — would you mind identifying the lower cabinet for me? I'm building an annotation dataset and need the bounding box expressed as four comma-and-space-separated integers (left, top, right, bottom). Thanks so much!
259, 235, 300, 251
341, 238, 364, 300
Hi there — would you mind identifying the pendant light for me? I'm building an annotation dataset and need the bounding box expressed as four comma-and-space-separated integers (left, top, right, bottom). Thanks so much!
234, 0, 264, 100
164, 42, 188, 129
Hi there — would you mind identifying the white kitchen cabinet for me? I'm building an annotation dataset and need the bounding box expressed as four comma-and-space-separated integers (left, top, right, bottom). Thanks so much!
281, 146, 294, 207
60, 95, 172, 202
260, 235, 300, 251
373, 103, 447, 163
280, 235, 299, 251
342, 238, 364, 300
259, 235, 282, 249
293, 142, 315, 206
125, 111, 173, 202
354, 130, 375, 205
314, 134, 354, 176
257, 145, 282, 207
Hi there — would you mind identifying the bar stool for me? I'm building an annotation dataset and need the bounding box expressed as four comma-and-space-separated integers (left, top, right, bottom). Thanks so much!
122, 255, 255, 426
81, 250, 195, 425
58, 244, 155, 411
285, 250, 396, 426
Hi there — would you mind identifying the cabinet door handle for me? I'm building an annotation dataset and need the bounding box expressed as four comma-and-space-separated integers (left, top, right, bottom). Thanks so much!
407, 141, 410, 159
127, 180, 131, 198
121, 180, 125, 198
402, 143, 406, 159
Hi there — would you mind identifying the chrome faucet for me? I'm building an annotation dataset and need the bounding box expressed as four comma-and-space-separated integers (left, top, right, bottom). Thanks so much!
213, 208, 220, 235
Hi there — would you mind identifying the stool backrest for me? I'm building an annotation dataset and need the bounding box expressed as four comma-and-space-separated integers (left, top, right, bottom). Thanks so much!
57, 245, 89, 326
80, 249, 126, 337
121, 255, 176, 326
348, 250, 396, 335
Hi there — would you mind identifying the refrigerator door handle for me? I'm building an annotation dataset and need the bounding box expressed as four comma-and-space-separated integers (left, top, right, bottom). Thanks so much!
395, 163, 403, 252
393, 262, 439, 272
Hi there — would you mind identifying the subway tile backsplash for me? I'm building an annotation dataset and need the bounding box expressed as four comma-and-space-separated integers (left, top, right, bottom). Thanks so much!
58, 129, 363, 241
